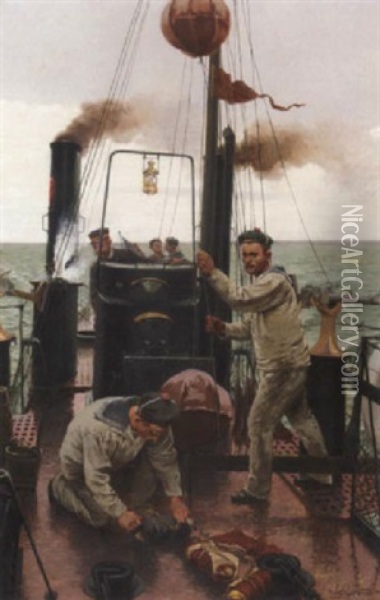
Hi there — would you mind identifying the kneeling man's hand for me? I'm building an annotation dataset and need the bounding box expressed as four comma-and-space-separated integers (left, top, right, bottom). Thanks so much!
169, 496, 189, 523
117, 509, 142, 532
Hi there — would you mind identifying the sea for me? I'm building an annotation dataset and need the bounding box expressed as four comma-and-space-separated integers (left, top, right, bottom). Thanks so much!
1, 240, 379, 381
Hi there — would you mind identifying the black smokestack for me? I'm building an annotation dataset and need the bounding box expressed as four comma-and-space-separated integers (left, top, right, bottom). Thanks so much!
46, 140, 81, 276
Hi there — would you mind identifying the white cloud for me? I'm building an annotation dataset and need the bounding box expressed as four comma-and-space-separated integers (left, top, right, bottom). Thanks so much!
0, 101, 81, 242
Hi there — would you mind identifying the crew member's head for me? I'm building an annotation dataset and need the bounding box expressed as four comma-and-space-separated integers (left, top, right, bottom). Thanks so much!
131, 393, 179, 442
165, 236, 179, 253
88, 227, 112, 259
237, 228, 273, 276
149, 238, 163, 255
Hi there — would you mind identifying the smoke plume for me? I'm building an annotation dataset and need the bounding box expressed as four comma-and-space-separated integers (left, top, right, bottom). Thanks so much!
234, 120, 378, 234
55, 98, 152, 152
234, 122, 346, 178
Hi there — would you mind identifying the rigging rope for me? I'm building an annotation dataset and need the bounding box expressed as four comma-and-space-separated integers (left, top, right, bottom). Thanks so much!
226, 0, 331, 284
53, 0, 331, 289
158, 58, 195, 238
53, 0, 150, 271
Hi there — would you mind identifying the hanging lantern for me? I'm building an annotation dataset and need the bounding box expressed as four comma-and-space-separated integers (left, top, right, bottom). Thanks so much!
143, 156, 159, 195
161, 0, 231, 58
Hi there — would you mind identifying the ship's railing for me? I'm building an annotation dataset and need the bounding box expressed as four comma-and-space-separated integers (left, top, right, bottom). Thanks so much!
350, 336, 380, 551
0, 301, 27, 412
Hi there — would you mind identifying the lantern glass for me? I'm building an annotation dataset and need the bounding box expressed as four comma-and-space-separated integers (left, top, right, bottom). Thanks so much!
143, 158, 159, 195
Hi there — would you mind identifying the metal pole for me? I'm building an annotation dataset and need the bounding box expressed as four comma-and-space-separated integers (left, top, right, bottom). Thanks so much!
200, 51, 220, 253
0, 469, 58, 599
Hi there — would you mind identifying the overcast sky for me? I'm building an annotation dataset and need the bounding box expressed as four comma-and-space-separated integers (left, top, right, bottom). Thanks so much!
0, 0, 379, 243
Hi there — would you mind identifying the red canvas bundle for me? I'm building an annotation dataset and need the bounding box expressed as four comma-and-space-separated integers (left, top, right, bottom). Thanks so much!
185, 529, 282, 583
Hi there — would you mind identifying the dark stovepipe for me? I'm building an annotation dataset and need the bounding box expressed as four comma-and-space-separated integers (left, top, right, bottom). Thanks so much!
31, 140, 82, 390
46, 140, 81, 276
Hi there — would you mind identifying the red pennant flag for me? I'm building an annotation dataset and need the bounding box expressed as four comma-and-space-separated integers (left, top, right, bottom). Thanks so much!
213, 67, 305, 111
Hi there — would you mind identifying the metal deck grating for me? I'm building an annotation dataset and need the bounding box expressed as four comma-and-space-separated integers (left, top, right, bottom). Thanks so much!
282, 473, 352, 518
272, 426, 352, 518
352, 463, 380, 546
12, 413, 38, 447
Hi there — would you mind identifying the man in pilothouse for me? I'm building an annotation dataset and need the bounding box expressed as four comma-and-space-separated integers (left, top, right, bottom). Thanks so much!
88, 227, 147, 313
163, 236, 188, 264
147, 238, 164, 263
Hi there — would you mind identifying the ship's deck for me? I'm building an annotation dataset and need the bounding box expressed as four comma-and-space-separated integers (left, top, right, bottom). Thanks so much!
9, 342, 380, 600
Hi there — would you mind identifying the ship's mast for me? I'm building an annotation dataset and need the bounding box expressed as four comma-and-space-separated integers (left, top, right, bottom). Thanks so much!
200, 51, 220, 256
200, 50, 235, 276
199, 50, 234, 388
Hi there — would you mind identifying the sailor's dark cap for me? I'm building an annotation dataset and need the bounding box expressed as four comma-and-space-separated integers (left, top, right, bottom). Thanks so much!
237, 228, 273, 249
165, 236, 179, 245
138, 394, 179, 426
84, 560, 145, 599
88, 227, 109, 240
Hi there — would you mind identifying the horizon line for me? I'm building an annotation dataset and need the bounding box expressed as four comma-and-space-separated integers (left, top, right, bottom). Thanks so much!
1, 239, 379, 245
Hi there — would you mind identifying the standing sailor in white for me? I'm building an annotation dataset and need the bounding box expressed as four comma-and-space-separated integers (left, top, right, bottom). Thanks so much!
197, 228, 332, 504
